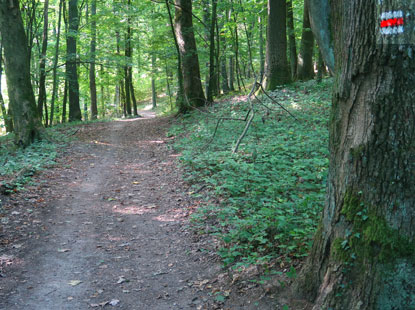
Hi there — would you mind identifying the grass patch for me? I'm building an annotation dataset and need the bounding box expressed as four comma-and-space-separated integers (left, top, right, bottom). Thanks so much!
171, 78, 332, 268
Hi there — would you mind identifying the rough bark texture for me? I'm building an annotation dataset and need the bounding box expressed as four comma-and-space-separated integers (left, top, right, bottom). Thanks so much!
67, 0, 81, 122
264, 0, 291, 90
297, 0, 314, 81
0, 0, 42, 146
174, 0, 205, 111
296, 1, 415, 309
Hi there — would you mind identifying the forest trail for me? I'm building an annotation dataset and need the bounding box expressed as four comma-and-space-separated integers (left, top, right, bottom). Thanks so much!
0, 112, 280, 310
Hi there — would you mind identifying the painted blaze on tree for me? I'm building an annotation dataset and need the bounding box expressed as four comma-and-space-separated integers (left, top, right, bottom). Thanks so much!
295, 0, 415, 309
377, 0, 415, 44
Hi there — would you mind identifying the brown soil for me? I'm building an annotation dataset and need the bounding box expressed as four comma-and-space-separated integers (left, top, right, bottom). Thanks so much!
0, 112, 292, 309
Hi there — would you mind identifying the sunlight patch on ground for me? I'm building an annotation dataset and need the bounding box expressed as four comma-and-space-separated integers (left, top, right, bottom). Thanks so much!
152, 208, 187, 222
112, 205, 155, 215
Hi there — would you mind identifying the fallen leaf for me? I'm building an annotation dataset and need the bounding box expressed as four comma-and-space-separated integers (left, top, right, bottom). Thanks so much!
109, 299, 120, 306
68, 280, 82, 286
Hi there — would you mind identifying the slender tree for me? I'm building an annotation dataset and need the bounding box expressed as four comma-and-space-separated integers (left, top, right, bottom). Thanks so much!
37, 0, 49, 125
297, 0, 314, 80
0, 42, 12, 133
264, 0, 291, 89
50, 0, 63, 126
0, 0, 42, 146
286, 0, 297, 80
67, 0, 82, 121
296, 1, 415, 308
206, 0, 217, 102
89, 0, 98, 119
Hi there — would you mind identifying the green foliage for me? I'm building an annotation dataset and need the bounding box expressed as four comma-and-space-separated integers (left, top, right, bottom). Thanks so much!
0, 127, 68, 192
172, 79, 332, 267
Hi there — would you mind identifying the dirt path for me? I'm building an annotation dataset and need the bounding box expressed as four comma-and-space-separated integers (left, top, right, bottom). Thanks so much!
0, 113, 280, 310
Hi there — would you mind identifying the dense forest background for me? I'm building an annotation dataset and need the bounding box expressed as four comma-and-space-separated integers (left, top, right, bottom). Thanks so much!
0, 0, 323, 134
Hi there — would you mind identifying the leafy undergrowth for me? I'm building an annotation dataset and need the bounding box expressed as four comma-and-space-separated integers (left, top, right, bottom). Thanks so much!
0, 127, 72, 194
171, 79, 332, 269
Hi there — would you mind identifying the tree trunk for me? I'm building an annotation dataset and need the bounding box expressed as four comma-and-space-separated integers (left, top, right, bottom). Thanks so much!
129, 69, 138, 116
89, 0, 97, 119
62, 79, 68, 123
100, 64, 105, 118
287, 0, 297, 80
174, 0, 206, 111
264, 0, 291, 90
37, 0, 49, 124
165, 0, 185, 112
0, 0, 42, 146
0, 42, 13, 133
316, 48, 324, 83
50, 0, 63, 126
297, 0, 314, 80
67, 0, 81, 122
151, 53, 157, 109
295, 1, 415, 309
207, 0, 217, 103
259, 15, 265, 82
229, 56, 235, 91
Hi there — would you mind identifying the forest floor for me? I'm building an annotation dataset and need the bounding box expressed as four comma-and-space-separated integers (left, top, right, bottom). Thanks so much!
0, 110, 293, 309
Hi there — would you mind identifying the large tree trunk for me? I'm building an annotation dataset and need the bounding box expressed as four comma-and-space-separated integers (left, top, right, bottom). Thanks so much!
297, 0, 314, 80
174, 0, 206, 111
89, 0, 97, 120
295, 1, 415, 309
165, 0, 185, 112
37, 0, 49, 124
264, 0, 291, 90
67, 0, 81, 122
0, 0, 42, 146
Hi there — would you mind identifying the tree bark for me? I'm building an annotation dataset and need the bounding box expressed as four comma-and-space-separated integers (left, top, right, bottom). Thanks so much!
295, 1, 415, 309
165, 0, 185, 112
67, 0, 81, 122
287, 0, 297, 80
207, 0, 217, 103
37, 0, 49, 124
151, 53, 157, 109
50, 0, 63, 126
297, 0, 314, 80
264, 0, 291, 90
0, 0, 42, 146
0, 41, 12, 133
259, 16, 265, 81
174, 0, 206, 111
89, 0, 97, 120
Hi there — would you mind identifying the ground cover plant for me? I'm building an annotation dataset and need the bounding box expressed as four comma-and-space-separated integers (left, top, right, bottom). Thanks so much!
171, 79, 332, 269
0, 125, 76, 194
